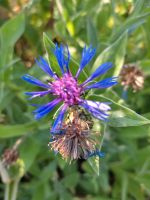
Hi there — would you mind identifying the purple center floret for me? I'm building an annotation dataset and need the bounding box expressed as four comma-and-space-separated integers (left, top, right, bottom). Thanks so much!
51, 73, 83, 106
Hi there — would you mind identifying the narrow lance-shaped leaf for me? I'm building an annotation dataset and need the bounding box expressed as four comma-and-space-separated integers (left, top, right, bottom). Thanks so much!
91, 31, 128, 77
88, 94, 150, 127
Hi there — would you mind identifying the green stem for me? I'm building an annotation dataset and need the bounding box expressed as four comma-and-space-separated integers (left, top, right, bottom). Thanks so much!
4, 183, 10, 200
99, 123, 107, 150
4, 179, 19, 200
10, 179, 19, 200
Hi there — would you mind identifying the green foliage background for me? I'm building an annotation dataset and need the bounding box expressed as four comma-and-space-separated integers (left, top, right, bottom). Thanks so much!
0, 0, 150, 199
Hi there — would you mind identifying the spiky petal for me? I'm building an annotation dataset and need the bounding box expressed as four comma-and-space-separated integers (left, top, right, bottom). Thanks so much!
76, 45, 96, 78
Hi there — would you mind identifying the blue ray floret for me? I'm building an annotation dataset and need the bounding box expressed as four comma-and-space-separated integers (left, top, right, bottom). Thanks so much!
87, 150, 105, 158
35, 56, 57, 78
82, 62, 113, 85
54, 44, 70, 74
22, 74, 50, 89
22, 44, 118, 133
76, 45, 96, 78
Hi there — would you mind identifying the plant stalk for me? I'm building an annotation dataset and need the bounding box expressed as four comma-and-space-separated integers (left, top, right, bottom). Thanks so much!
4, 179, 20, 200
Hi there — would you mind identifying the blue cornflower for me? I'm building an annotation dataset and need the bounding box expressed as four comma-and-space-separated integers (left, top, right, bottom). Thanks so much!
22, 44, 117, 133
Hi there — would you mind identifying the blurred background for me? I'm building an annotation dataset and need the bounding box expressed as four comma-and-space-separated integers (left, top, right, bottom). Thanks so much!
0, 0, 150, 199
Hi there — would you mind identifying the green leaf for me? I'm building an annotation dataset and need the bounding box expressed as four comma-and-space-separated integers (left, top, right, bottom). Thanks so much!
109, 112, 150, 127
61, 173, 79, 188
0, 89, 14, 111
89, 94, 150, 127
86, 16, 98, 47
91, 31, 128, 76
139, 59, 150, 75
20, 136, 40, 171
110, 12, 150, 43
0, 12, 25, 67
0, 122, 37, 138
38, 162, 56, 183
88, 156, 100, 176
130, 0, 146, 18
32, 184, 46, 200
135, 174, 150, 191
117, 125, 150, 139
128, 178, 145, 200
0, 12, 25, 49
0, 58, 20, 73
113, 32, 127, 76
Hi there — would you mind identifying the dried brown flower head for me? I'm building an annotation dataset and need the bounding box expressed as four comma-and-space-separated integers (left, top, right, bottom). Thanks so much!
120, 64, 144, 92
2, 148, 19, 167
49, 106, 99, 161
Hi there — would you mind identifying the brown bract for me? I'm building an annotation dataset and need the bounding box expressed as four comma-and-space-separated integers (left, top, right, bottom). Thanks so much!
49, 107, 98, 161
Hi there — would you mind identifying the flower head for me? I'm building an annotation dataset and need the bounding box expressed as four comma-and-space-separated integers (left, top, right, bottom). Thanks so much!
49, 106, 104, 161
120, 64, 144, 92
22, 44, 117, 133
2, 148, 19, 167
